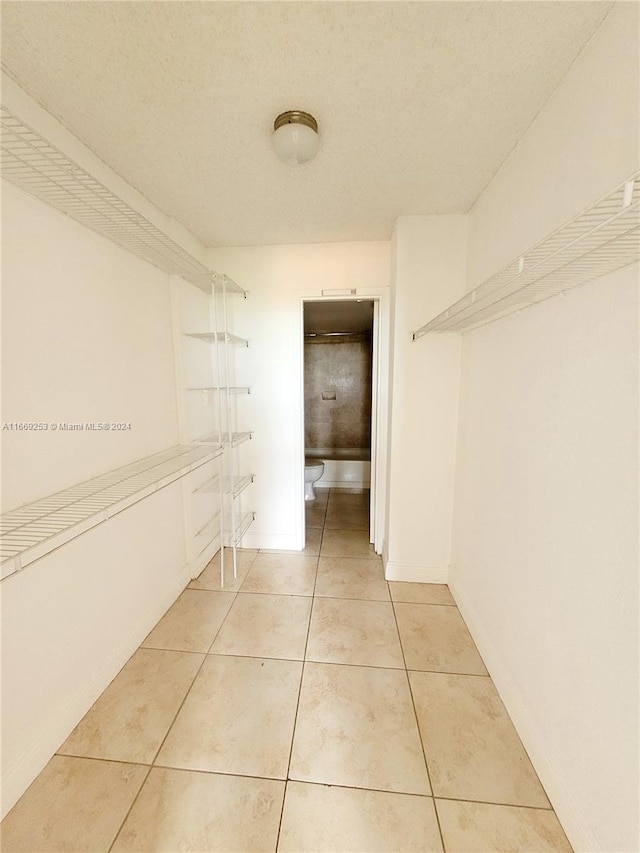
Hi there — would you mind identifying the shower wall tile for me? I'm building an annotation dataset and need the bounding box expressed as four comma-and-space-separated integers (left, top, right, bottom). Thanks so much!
304, 338, 372, 451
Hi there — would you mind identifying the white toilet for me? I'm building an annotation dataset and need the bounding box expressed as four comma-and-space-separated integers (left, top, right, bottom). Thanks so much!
304, 458, 325, 501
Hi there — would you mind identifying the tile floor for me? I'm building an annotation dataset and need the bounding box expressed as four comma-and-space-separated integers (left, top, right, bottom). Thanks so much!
1, 488, 573, 852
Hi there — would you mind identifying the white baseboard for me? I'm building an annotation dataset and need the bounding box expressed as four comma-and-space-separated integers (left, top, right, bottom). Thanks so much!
316, 478, 370, 489
384, 561, 449, 583
449, 576, 600, 853
1, 565, 189, 820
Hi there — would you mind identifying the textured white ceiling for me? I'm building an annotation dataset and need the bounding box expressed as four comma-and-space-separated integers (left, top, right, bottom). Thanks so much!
1, 1, 611, 247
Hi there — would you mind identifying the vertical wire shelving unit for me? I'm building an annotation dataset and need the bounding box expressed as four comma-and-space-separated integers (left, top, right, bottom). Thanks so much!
184, 273, 255, 587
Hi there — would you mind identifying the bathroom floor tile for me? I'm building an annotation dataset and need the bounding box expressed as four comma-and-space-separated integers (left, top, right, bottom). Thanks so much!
306, 598, 404, 668
58, 648, 204, 764
290, 662, 430, 795
395, 603, 487, 674
301, 526, 322, 555
278, 782, 443, 852
323, 505, 369, 530
320, 528, 376, 559
312, 487, 330, 507
141, 589, 235, 653
410, 672, 550, 807
240, 553, 318, 596
389, 581, 456, 605
435, 799, 572, 852
112, 767, 284, 852
210, 593, 312, 660
189, 547, 258, 592
0, 755, 147, 853
305, 503, 326, 528
315, 556, 389, 600
157, 655, 302, 778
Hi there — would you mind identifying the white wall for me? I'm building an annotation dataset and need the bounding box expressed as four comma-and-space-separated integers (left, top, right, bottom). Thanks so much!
385, 216, 467, 581
1, 183, 188, 817
450, 5, 639, 851
207, 242, 390, 551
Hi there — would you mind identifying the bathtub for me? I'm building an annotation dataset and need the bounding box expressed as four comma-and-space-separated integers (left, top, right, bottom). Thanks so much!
305, 447, 371, 489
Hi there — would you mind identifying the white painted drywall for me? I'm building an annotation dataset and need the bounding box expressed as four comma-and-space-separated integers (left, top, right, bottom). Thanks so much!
450, 6, 640, 851
1, 183, 180, 507
385, 215, 467, 582
466, 3, 639, 291
207, 242, 390, 551
0, 183, 188, 817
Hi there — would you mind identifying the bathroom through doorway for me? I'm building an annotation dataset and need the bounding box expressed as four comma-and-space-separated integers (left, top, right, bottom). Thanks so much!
302, 298, 378, 547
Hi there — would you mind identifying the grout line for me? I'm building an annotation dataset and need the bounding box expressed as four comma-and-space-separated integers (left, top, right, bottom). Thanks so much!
107, 588, 240, 852
54, 753, 151, 769
433, 794, 555, 812
106, 767, 153, 851
274, 491, 326, 850
389, 595, 448, 853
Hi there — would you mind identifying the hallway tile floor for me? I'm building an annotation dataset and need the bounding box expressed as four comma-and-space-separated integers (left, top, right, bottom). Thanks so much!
1, 488, 572, 852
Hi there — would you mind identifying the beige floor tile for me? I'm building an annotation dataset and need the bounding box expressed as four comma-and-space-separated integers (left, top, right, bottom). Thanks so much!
290, 662, 430, 795
436, 799, 572, 852
389, 581, 455, 605
324, 505, 369, 530
189, 548, 258, 592
210, 593, 312, 659
410, 672, 550, 808
59, 648, 204, 763
157, 655, 302, 778
305, 503, 326, 528
395, 603, 487, 675
240, 553, 318, 596
313, 488, 330, 507
0, 755, 147, 852
307, 598, 404, 668
301, 526, 322, 555
278, 782, 443, 852
112, 767, 284, 852
320, 528, 377, 559
315, 556, 389, 600
141, 589, 235, 653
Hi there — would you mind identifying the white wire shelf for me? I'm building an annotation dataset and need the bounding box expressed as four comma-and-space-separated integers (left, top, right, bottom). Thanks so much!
0, 106, 247, 296
195, 474, 255, 497
186, 386, 251, 395
193, 431, 252, 448
184, 332, 249, 346
412, 171, 640, 337
0, 445, 220, 581
225, 512, 256, 547
195, 512, 221, 540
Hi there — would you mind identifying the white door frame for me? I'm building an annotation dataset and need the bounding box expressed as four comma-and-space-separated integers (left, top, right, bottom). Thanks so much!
295, 286, 390, 555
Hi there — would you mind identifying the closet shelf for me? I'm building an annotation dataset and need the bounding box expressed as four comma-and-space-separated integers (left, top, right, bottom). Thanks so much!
194, 431, 252, 448
225, 511, 256, 547
0, 445, 220, 581
0, 106, 245, 295
195, 512, 221, 540
184, 332, 248, 346
187, 386, 251, 395
195, 474, 254, 497
412, 171, 640, 337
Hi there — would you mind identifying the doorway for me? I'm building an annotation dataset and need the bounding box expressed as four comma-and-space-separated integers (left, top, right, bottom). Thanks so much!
302, 298, 379, 548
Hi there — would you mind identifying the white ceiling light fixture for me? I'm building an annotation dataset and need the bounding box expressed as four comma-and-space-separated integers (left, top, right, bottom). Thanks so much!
272, 110, 319, 165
